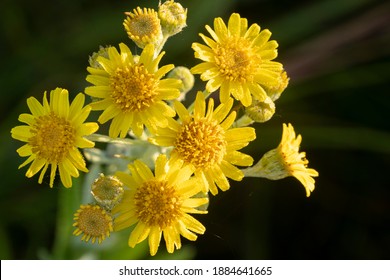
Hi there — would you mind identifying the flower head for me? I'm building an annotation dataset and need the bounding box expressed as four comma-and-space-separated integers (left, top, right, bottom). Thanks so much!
85, 43, 182, 138
243, 123, 319, 197
11, 88, 98, 188
191, 13, 283, 107
150, 92, 256, 195
73, 204, 114, 244
113, 154, 208, 256
124, 7, 163, 49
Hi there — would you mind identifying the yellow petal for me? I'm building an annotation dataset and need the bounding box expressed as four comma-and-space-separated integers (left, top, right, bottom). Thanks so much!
148, 226, 162, 256
26, 96, 44, 116
128, 222, 150, 247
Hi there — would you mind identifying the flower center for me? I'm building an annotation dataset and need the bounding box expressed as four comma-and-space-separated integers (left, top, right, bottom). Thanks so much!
134, 180, 182, 229
127, 14, 159, 39
175, 118, 226, 169
110, 65, 158, 112
29, 113, 75, 163
74, 205, 113, 242
214, 37, 260, 82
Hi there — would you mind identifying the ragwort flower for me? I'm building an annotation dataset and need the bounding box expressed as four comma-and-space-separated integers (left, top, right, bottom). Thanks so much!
85, 43, 182, 138
243, 123, 319, 197
123, 7, 163, 49
113, 154, 208, 256
150, 91, 256, 195
73, 204, 114, 244
191, 13, 283, 107
11, 88, 98, 188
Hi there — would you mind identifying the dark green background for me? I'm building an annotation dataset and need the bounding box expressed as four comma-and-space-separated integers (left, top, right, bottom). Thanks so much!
1, 0, 389, 259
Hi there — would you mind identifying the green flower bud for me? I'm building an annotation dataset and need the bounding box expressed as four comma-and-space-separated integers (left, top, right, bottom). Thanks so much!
266, 70, 289, 101
91, 174, 124, 210
245, 96, 275, 123
158, 0, 187, 37
88, 46, 110, 69
167, 66, 194, 101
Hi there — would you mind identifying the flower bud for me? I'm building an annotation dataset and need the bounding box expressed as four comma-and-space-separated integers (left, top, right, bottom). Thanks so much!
88, 46, 110, 69
91, 174, 124, 209
167, 66, 194, 101
158, 0, 187, 37
266, 70, 289, 101
245, 96, 275, 123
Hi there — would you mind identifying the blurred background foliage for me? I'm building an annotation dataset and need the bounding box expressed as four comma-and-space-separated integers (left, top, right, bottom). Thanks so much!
0, 0, 389, 259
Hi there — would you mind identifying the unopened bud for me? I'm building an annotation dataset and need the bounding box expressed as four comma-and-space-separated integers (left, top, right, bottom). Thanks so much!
245, 96, 275, 123
266, 70, 289, 101
88, 46, 110, 69
158, 0, 187, 37
91, 174, 124, 209
167, 66, 194, 101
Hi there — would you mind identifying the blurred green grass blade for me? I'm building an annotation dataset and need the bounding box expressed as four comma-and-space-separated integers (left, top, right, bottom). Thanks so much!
279, 62, 390, 103
303, 126, 390, 153
0, 224, 11, 259
271, 0, 372, 44
52, 178, 82, 259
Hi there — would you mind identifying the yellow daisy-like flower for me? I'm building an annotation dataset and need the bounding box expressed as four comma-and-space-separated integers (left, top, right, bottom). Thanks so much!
113, 154, 208, 256
73, 204, 114, 244
123, 7, 163, 49
243, 123, 319, 197
150, 91, 256, 195
11, 88, 98, 188
85, 43, 182, 138
191, 13, 283, 107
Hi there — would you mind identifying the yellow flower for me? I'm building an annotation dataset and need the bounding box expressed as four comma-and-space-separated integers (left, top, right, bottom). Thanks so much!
11, 88, 98, 188
191, 13, 283, 107
150, 91, 256, 195
243, 123, 319, 197
73, 204, 114, 244
113, 154, 208, 256
123, 7, 163, 49
85, 43, 182, 138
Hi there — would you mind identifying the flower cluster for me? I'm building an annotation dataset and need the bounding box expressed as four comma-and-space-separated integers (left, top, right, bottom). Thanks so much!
10, 1, 318, 256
